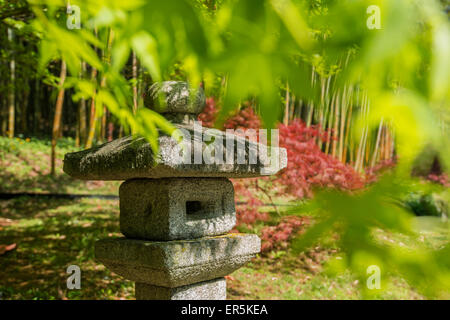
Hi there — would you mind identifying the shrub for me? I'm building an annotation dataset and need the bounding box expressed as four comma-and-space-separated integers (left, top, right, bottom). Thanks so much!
260, 216, 310, 253
197, 97, 218, 128
199, 97, 367, 213
274, 119, 365, 199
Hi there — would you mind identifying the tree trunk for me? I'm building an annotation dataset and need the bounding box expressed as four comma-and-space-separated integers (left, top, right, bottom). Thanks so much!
21, 82, 30, 135
1, 78, 7, 135
7, 28, 15, 138
51, 60, 67, 176
33, 77, 41, 135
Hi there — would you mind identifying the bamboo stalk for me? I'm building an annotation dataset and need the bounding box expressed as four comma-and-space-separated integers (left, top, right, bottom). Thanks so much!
362, 96, 370, 171
390, 127, 396, 160
370, 118, 384, 168
307, 66, 316, 127
342, 86, 354, 163
338, 85, 348, 162
355, 92, 367, 172
297, 99, 303, 119
317, 76, 326, 148
325, 91, 337, 155
289, 94, 295, 123
284, 82, 290, 125
332, 90, 340, 158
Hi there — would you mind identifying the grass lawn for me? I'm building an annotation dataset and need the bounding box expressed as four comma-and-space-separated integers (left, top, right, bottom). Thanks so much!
0, 136, 448, 299
1, 196, 434, 300
0, 136, 120, 195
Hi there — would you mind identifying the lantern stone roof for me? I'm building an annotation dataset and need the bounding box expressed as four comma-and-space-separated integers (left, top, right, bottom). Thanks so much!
63, 81, 287, 180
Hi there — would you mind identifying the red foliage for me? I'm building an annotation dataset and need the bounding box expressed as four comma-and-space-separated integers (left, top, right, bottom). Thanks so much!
197, 99, 261, 131
197, 97, 218, 128
223, 102, 261, 131
427, 173, 450, 187
230, 118, 368, 233
260, 216, 310, 253
275, 120, 365, 199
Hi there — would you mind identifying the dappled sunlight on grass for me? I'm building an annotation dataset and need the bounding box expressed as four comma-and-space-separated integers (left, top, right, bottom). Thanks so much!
0, 197, 133, 300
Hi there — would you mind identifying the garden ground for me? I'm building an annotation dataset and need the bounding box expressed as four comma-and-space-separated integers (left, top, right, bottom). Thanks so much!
0, 137, 447, 299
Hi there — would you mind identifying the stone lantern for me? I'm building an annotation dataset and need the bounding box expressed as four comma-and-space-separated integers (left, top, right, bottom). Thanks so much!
63, 81, 287, 300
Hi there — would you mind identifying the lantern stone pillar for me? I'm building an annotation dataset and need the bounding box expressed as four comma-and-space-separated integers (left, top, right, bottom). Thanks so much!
63, 81, 287, 300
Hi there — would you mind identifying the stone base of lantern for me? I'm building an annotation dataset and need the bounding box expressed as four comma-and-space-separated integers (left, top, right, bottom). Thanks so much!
95, 234, 260, 300
135, 278, 226, 300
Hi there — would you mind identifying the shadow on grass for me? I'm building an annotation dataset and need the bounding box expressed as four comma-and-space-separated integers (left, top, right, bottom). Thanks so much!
0, 171, 118, 195
0, 197, 134, 300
